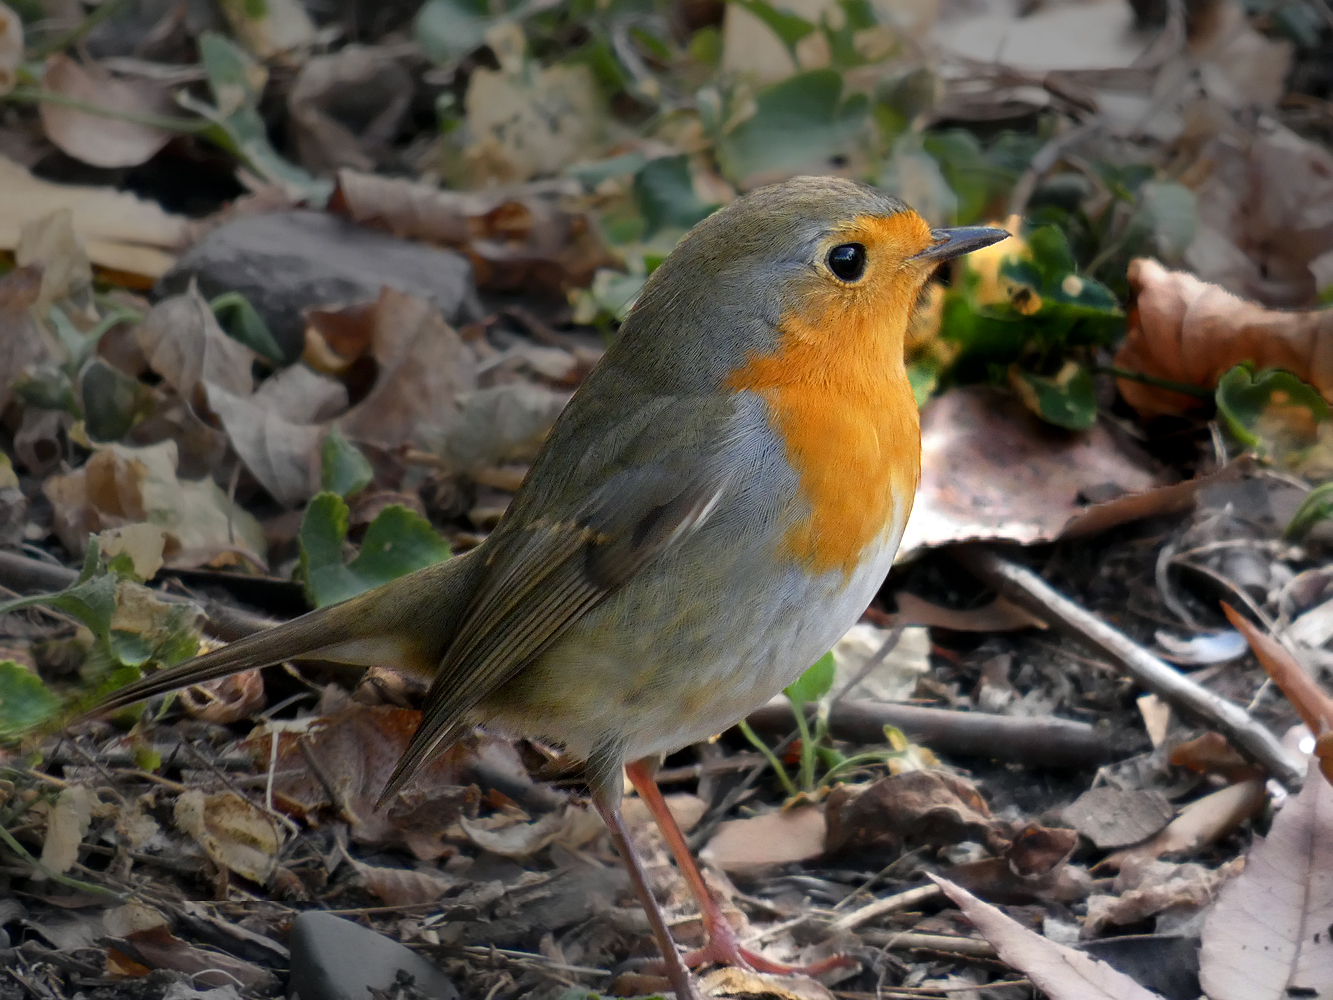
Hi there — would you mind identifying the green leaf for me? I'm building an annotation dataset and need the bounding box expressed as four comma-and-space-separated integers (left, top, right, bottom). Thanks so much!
190, 33, 332, 206
906, 359, 939, 408
0, 661, 61, 740
321, 427, 374, 499
1215, 364, 1329, 458
81, 359, 151, 442
1286, 482, 1333, 541
1010, 363, 1097, 431
299, 493, 451, 607
634, 155, 718, 235
210, 292, 284, 363
727, 0, 816, 55
784, 651, 836, 706
414, 0, 493, 63
48, 572, 120, 641
717, 70, 868, 183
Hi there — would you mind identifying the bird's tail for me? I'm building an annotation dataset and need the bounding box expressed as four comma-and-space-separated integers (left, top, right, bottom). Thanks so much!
86, 549, 484, 717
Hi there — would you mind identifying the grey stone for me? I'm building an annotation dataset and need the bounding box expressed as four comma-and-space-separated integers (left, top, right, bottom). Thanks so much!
288, 911, 458, 1000
157, 212, 481, 361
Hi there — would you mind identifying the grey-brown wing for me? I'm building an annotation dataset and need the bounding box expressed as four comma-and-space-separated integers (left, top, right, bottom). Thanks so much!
376, 458, 732, 805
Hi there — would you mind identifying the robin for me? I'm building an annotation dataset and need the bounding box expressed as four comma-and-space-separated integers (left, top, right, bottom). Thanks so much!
86, 176, 1007, 998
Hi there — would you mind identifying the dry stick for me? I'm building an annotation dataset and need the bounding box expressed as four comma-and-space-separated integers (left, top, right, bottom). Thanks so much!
857, 930, 996, 957
824, 884, 943, 935
0, 550, 279, 642
746, 699, 1111, 769
957, 549, 1305, 789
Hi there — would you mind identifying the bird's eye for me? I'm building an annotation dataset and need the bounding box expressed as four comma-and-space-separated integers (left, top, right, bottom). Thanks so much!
827, 243, 867, 282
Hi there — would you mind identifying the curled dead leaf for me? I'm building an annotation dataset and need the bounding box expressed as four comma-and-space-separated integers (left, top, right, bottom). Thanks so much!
173, 789, 282, 885
39, 56, 173, 169
177, 669, 266, 724
1115, 257, 1333, 417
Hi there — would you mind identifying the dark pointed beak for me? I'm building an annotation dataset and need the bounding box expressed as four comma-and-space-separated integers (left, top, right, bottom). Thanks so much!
910, 225, 1011, 263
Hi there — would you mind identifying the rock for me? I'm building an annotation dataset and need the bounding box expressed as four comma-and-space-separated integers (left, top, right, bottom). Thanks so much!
158, 212, 481, 361
287, 911, 458, 1000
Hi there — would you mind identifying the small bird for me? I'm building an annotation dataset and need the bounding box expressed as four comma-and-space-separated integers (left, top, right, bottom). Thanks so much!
86, 177, 1006, 998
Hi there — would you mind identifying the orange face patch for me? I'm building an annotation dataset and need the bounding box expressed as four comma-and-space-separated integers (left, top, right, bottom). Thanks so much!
724, 210, 934, 578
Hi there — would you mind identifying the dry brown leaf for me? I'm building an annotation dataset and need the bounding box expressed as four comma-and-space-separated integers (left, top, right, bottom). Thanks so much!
1224, 603, 1333, 786
177, 669, 266, 725
0, 155, 187, 281
1114, 258, 1333, 417
135, 285, 255, 404
42, 439, 267, 569
1083, 857, 1241, 936
1200, 759, 1333, 999
700, 967, 835, 1000
39, 56, 172, 169
35, 785, 92, 879
217, 0, 315, 58
0, 266, 47, 413
340, 849, 460, 906
1102, 778, 1267, 871
18, 206, 92, 317
108, 926, 278, 991
242, 702, 482, 860
459, 810, 567, 858
931, 876, 1161, 1000
700, 804, 827, 876
899, 387, 1161, 559
1170, 731, 1266, 783
205, 383, 325, 508
1061, 787, 1176, 850
886, 591, 1048, 632
336, 286, 476, 451
332, 170, 615, 293
825, 770, 1007, 855
98, 523, 167, 581
0, 2, 20, 97
288, 47, 411, 175
173, 789, 282, 885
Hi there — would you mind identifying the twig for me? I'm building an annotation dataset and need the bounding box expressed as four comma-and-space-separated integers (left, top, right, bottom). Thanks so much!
956, 548, 1305, 788
825, 884, 943, 935
857, 929, 996, 957
745, 699, 1112, 769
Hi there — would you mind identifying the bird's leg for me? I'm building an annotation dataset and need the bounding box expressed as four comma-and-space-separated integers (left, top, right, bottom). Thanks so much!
625, 757, 852, 977
591, 775, 703, 1000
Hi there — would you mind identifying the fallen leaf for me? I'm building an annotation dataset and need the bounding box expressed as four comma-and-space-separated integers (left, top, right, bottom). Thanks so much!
216, 0, 316, 59
17, 206, 92, 318
342, 853, 460, 906
177, 669, 265, 724
0, 659, 61, 738
135, 285, 255, 404
39, 56, 173, 169
463, 33, 603, 185
173, 789, 282, 885
332, 170, 613, 293
829, 622, 930, 702
336, 287, 476, 450
1137, 693, 1171, 748
824, 770, 1005, 855
1117, 257, 1333, 419
1103, 778, 1267, 871
1223, 603, 1333, 786
42, 439, 267, 570
899, 387, 1160, 558
36, 785, 93, 878
700, 804, 826, 876
0, 266, 48, 413
108, 926, 278, 991
1199, 759, 1333, 999
288, 47, 412, 176
205, 385, 324, 508
700, 966, 835, 1000
1170, 732, 1266, 783
459, 809, 567, 858
1084, 857, 1241, 936
931, 875, 1162, 1000
0, 155, 187, 281
98, 523, 168, 581
886, 591, 1047, 632
1062, 788, 1176, 851
0, 2, 19, 97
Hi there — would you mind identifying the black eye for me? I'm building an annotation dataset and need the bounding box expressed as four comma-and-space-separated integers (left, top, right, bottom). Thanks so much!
827, 243, 867, 282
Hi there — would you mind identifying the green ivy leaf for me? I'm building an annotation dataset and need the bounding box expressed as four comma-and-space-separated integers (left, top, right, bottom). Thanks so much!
321, 427, 374, 499
210, 292, 285, 363
298, 493, 451, 608
415, 0, 494, 63
81, 360, 152, 442
784, 650, 836, 706
0, 661, 61, 741
717, 70, 868, 183
1010, 363, 1097, 431
1215, 364, 1329, 459
1286, 482, 1333, 541
634, 155, 718, 236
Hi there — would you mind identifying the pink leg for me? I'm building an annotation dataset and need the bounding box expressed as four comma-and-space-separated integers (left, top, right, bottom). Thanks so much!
625, 758, 852, 977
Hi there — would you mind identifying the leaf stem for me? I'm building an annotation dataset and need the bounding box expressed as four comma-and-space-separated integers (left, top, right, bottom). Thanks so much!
736, 720, 799, 799
1096, 364, 1215, 400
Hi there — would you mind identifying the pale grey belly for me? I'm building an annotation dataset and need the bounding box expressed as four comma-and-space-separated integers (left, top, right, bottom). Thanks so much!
481, 531, 897, 764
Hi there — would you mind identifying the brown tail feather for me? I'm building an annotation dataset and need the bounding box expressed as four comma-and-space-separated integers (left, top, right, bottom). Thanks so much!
85, 549, 485, 717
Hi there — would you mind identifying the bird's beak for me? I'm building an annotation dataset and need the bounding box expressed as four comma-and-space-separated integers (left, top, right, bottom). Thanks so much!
910, 226, 1011, 263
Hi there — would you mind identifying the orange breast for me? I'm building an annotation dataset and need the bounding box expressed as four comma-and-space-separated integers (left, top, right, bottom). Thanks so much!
724, 214, 927, 579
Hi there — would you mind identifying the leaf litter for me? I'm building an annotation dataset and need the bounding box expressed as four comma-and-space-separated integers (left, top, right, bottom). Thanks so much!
1, 0, 1333, 995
